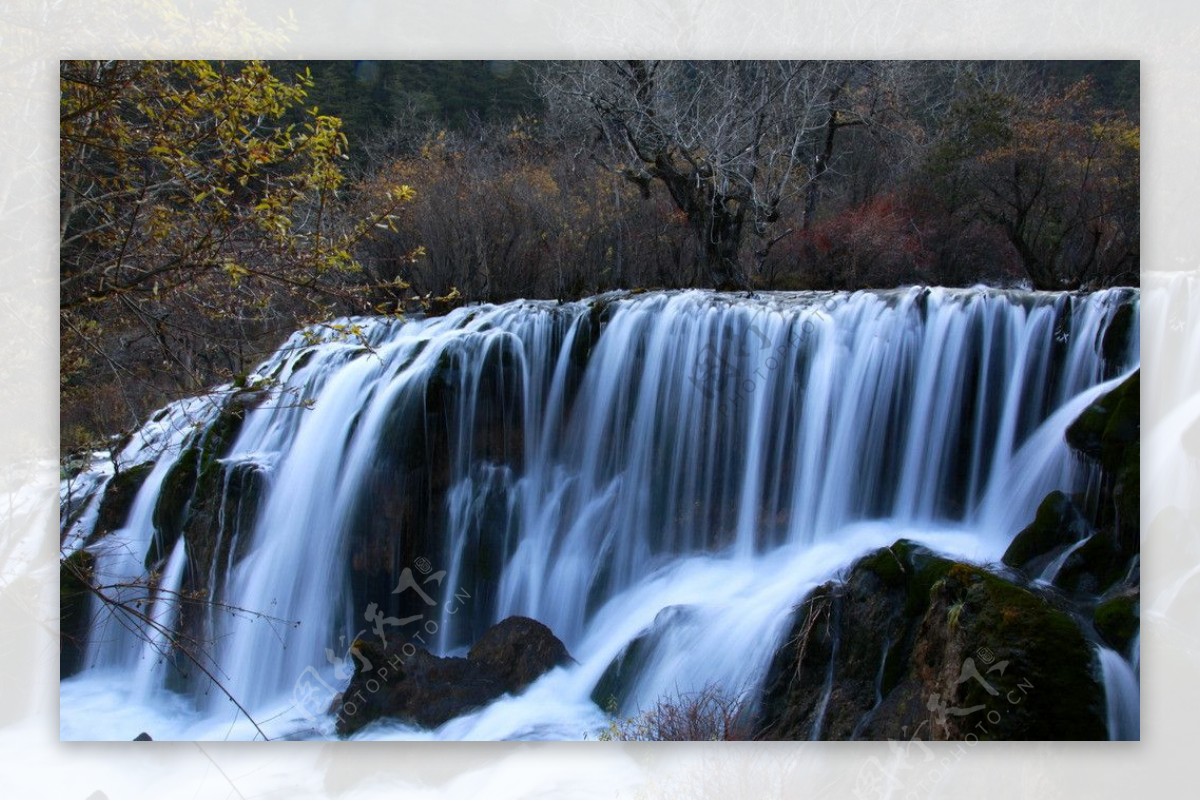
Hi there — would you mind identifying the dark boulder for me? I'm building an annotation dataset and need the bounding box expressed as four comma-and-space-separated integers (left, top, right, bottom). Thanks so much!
467, 616, 573, 693
1002, 490, 1091, 574
758, 540, 1107, 740
1093, 589, 1139, 653
1054, 528, 1138, 596
334, 615, 572, 736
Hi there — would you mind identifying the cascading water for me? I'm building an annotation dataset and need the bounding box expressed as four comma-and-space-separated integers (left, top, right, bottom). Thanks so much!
1097, 645, 1141, 740
59, 286, 1139, 740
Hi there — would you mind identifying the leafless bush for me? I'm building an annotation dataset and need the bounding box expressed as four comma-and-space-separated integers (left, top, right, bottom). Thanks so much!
599, 683, 756, 741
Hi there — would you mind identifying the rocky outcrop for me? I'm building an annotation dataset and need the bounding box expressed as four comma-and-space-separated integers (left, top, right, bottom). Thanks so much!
759, 370, 1140, 741
591, 605, 695, 710
92, 462, 153, 544
1065, 371, 1139, 547
146, 394, 264, 676
1002, 490, 1091, 574
333, 616, 572, 735
343, 339, 527, 640
60, 548, 96, 678
757, 540, 1107, 740
1094, 589, 1139, 653
1055, 371, 1140, 595
467, 615, 574, 691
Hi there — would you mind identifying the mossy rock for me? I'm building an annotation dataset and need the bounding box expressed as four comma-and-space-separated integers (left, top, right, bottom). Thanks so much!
1094, 591, 1139, 653
759, 541, 957, 740
856, 543, 908, 586
907, 562, 1106, 740
93, 461, 154, 537
1003, 491, 1091, 571
60, 549, 96, 677
148, 397, 250, 570
149, 447, 199, 568
1054, 527, 1136, 596
1065, 371, 1139, 473
858, 539, 956, 616
758, 540, 1106, 740
1063, 369, 1139, 559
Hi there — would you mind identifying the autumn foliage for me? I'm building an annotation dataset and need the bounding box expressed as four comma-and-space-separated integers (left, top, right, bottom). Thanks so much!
60, 61, 1138, 451
60, 61, 413, 447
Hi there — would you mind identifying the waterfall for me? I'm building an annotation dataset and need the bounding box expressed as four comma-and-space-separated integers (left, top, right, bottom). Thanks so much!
59, 286, 1139, 740
1097, 645, 1141, 740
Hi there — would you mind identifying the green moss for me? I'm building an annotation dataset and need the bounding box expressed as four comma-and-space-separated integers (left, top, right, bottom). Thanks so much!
147, 396, 249, 570
1002, 490, 1089, 570
901, 543, 955, 617
853, 540, 955, 616
1094, 592, 1139, 652
1066, 370, 1139, 472
857, 544, 907, 587
149, 447, 198, 567
1102, 387, 1139, 472
931, 562, 1107, 739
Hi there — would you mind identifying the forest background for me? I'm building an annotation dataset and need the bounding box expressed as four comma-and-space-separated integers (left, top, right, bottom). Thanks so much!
59, 59, 1139, 453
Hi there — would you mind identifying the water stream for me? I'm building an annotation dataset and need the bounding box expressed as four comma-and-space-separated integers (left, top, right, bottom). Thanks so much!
59, 286, 1139, 740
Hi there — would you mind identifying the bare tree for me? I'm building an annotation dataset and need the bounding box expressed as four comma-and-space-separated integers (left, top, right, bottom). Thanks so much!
538, 60, 847, 287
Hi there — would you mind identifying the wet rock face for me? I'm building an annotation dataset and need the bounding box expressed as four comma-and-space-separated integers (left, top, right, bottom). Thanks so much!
467, 615, 573, 692
147, 397, 255, 679
1093, 590, 1139, 653
1056, 371, 1140, 597
1065, 370, 1139, 550
1001, 371, 1140, 596
92, 462, 153, 543
757, 540, 1107, 741
343, 341, 527, 648
1002, 490, 1091, 575
591, 604, 696, 711
60, 549, 97, 678
333, 616, 572, 736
